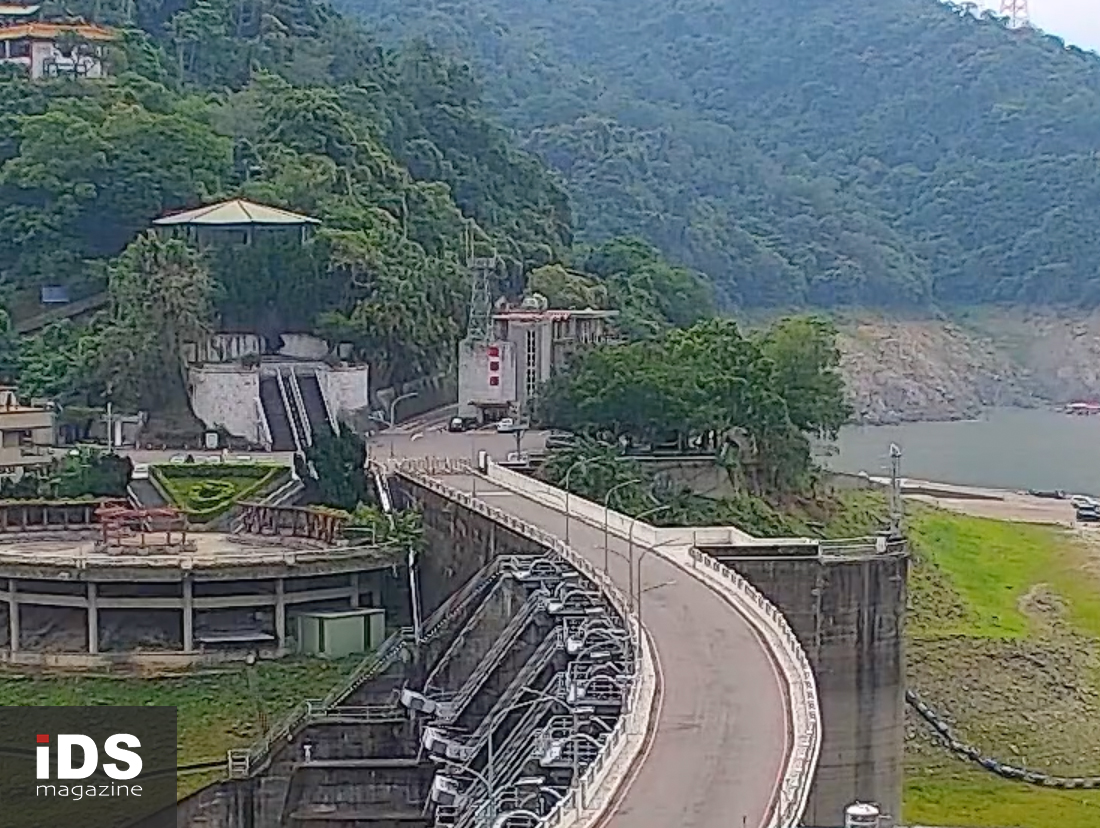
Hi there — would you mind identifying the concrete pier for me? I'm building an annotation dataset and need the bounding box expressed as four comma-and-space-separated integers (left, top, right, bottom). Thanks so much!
703, 541, 908, 827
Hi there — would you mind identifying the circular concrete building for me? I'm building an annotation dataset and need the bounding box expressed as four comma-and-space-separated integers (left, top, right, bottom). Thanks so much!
0, 501, 406, 667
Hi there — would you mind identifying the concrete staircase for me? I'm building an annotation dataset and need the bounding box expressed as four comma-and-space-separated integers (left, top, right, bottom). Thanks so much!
127, 477, 166, 508
260, 375, 297, 452
298, 372, 335, 437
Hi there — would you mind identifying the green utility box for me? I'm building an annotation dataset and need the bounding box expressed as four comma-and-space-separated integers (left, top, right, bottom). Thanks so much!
295, 608, 386, 659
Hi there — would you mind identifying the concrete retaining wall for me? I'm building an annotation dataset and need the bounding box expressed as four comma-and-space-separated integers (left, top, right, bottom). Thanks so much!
189, 365, 262, 441
708, 545, 908, 827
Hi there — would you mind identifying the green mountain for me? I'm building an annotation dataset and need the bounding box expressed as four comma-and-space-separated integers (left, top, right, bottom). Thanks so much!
340, 0, 1100, 308
0, 0, 571, 405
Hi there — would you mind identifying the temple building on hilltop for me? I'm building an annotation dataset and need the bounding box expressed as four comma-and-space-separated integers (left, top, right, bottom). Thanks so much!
0, 4, 116, 79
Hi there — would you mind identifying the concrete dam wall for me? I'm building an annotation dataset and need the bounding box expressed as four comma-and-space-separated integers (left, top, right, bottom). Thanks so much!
179, 470, 635, 828
700, 541, 908, 827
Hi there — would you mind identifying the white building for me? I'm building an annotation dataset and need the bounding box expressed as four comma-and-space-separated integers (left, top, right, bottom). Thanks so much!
457, 296, 619, 422
0, 20, 115, 79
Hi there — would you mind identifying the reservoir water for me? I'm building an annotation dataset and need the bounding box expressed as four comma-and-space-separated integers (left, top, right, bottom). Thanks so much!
827, 407, 1100, 495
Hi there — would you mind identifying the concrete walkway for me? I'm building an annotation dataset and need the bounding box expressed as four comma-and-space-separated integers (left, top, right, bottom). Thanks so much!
438, 473, 790, 828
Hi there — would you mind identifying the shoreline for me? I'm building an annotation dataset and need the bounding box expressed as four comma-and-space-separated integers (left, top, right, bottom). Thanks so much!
866, 474, 1081, 526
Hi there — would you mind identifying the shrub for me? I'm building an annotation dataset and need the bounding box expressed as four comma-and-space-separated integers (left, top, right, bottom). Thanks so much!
151, 463, 286, 522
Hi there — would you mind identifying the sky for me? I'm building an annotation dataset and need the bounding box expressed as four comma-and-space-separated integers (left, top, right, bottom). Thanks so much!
977, 0, 1100, 53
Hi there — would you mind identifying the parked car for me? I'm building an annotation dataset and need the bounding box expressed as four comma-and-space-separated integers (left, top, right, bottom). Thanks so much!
1077, 504, 1100, 523
545, 431, 576, 450
1071, 494, 1097, 509
496, 417, 516, 433
449, 417, 466, 433
1029, 488, 1067, 500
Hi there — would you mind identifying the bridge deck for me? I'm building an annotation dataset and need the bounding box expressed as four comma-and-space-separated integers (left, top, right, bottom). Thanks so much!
436, 473, 789, 828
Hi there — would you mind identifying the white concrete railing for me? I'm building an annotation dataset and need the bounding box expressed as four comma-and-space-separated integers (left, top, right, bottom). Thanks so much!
255, 396, 273, 450
686, 548, 820, 826
315, 372, 340, 434
287, 369, 313, 447
487, 461, 818, 551
479, 459, 822, 828
392, 459, 657, 828
274, 368, 305, 456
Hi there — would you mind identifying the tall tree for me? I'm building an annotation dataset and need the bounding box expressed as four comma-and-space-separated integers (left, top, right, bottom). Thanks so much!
101, 232, 212, 410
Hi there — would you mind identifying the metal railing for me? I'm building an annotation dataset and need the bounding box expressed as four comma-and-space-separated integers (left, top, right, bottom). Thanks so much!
230, 476, 305, 533
438, 593, 548, 724
228, 626, 415, 776
424, 577, 509, 692
227, 547, 509, 779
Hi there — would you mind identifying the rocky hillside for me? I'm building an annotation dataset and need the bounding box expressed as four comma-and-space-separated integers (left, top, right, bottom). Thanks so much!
833, 309, 1100, 424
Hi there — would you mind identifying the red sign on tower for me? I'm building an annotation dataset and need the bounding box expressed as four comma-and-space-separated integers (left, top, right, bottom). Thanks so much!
487, 345, 500, 387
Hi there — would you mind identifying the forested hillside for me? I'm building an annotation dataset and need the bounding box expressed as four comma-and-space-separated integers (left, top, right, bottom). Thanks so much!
344, 0, 1100, 308
0, 0, 575, 409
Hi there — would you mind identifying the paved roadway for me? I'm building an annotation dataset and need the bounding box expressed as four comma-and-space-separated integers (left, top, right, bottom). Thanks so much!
432, 469, 790, 828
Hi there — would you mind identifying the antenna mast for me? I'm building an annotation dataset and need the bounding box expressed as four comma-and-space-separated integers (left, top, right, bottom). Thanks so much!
999, 0, 1029, 29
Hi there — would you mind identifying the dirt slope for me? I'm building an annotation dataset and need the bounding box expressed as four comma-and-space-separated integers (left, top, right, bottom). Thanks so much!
834, 308, 1100, 424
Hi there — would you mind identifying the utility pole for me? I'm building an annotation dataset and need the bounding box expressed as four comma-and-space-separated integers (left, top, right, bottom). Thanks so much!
888, 443, 903, 539
105, 382, 114, 453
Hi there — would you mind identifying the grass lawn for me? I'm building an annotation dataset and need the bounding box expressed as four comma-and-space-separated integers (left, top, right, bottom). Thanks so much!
0, 657, 358, 798
908, 511, 1100, 639
902, 505, 1100, 826
907, 769, 1100, 828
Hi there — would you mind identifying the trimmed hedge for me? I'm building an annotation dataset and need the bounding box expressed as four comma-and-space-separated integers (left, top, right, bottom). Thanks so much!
151, 464, 286, 522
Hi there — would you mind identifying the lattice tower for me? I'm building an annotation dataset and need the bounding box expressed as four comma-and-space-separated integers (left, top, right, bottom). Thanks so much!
465, 256, 497, 343
999, 0, 1029, 29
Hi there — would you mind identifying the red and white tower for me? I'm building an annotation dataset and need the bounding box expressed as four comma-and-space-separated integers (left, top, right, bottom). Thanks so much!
999, 0, 1030, 29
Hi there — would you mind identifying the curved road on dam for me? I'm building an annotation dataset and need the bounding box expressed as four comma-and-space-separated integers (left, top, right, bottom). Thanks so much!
433, 470, 791, 828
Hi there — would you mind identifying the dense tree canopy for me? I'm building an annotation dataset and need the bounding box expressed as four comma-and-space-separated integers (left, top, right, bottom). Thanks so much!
347, 0, 1100, 308
538, 316, 850, 492
0, 0, 575, 405
527, 238, 716, 338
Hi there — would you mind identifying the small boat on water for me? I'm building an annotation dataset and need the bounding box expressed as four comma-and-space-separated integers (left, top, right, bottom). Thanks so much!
1064, 401, 1100, 416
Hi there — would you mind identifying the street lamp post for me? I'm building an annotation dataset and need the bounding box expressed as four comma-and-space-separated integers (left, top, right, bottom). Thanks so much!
635, 538, 678, 624
603, 479, 641, 574
627, 504, 672, 611
562, 459, 592, 547
388, 391, 419, 429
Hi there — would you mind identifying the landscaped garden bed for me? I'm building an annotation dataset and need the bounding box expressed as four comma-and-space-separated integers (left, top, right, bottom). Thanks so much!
151, 463, 287, 522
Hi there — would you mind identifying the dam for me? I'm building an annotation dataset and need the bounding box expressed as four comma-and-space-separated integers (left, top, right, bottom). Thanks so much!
27, 451, 905, 828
